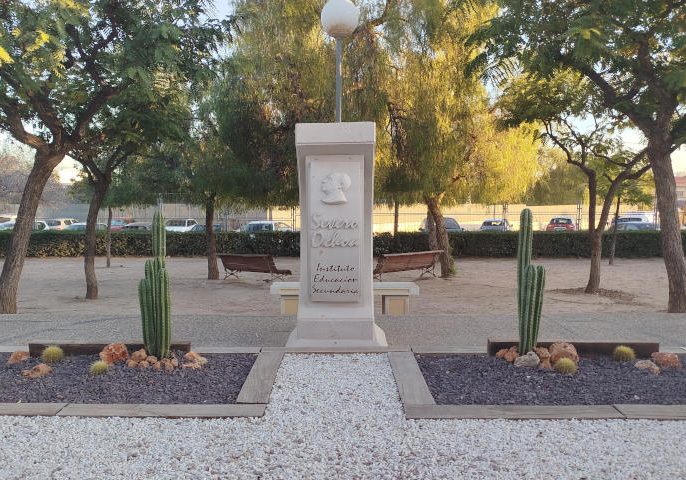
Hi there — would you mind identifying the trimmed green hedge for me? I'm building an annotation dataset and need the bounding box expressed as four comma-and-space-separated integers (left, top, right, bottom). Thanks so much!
0, 229, 672, 258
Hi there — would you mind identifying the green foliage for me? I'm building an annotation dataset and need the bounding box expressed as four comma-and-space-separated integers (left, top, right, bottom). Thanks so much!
89, 360, 110, 375
41, 346, 64, 364
613, 345, 636, 362
517, 209, 545, 354
138, 212, 172, 359
553, 358, 577, 375
0, 229, 677, 258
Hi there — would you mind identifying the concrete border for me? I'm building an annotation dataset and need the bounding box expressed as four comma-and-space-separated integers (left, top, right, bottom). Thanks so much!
236, 351, 284, 404
395, 351, 686, 420
0, 350, 279, 419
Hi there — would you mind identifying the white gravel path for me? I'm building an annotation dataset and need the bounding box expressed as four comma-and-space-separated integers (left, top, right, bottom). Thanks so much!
0, 354, 685, 479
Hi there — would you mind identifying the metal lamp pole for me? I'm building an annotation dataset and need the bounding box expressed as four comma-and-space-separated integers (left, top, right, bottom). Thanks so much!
335, 38, 342, 122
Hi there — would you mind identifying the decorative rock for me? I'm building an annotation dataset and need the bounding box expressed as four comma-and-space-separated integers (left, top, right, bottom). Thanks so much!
184, 351, 207, 365
21, 363, 53, 379
514, 351, 540, 368
182, 362, 202, 370
170, 358, 179, 368
98, 343, 129, 364
126, 360, 138, 368
635, 360, 660, 375
164, 362, 175, 373
534, 347, 550, 360
138, 361, 150, 369
7, 351, 30, 365
651, 352, 682, 369
549, 342, 579, 364
496, 346, 518, 363
152, 361, 161, 371
146, 356, 158, 364
130, 349, 147, 362
534, 347, 551, 369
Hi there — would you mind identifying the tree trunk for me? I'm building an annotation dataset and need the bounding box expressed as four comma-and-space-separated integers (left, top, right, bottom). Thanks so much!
609, 195, 621, 266
206, 195, 219, 280
585, 231, 602, 293
106, 206, 113, 268
393, 199, 399, 236
426, 196, 454, 277
426, 208, 438, 250
84, 178, 109, 300
0, 151, 65, 314
587, 173, 597, 234
649, 139, 686, 312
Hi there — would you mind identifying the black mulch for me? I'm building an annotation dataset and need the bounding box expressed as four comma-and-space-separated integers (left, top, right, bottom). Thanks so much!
0, 352, 257, 404
416, 354, 686, 405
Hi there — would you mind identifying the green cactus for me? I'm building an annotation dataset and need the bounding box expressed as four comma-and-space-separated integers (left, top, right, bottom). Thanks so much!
90, 360, 110, 375
613, 345, 636, 362
517, 209, 546, 354
553, 358, 577, 375
41, 345, 64, 364
138, 211, 172, 359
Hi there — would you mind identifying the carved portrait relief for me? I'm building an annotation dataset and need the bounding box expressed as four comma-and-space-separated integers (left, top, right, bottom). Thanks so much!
320, 172, 352, 205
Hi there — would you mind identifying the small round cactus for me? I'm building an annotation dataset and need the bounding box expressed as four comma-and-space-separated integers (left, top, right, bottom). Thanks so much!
41, 345, 64, 364
553, 358, 577, 375
613, 345, 636, 362
90, 360, 110, 375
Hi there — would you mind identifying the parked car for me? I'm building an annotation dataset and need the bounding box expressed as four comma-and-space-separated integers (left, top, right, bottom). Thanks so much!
419, 217, 463, 232
612, 213, 655, 226
188, 223, 223, 233
615, 222, 658, 231
43, 218, 78, 230
122, 222, 152, 231
0, 220, 54, 231
545, 216, 576, 232
479, 218, 512, 231
164, 218, 198, 232
65, 222, 107, 231
110, 219, 130, 231
239, 221, 293, 232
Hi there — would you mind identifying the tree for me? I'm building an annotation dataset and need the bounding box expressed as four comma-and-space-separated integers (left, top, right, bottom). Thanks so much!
499, 73, 651, 293
523, 148, 587, 206
0, 1, 226, 313
471, 0, 686, 310
380, 2, 538, 276
0, 141, 67, 205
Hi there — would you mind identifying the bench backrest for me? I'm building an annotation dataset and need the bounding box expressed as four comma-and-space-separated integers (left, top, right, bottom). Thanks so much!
375, 250, 442, 274
218, 254, 275, 273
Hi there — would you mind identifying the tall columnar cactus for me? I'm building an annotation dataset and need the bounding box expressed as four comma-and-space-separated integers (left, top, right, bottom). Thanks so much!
138, 211, 171, 358
517, 209, 545, 354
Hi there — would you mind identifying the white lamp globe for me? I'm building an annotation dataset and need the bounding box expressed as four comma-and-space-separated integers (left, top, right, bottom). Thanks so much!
321, 0, 360, 38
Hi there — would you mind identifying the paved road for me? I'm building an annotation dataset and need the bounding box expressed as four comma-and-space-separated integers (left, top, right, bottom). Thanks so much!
0, 311, 684, 349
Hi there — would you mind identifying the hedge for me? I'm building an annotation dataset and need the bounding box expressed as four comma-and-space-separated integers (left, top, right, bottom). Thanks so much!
0, 229, 674, 258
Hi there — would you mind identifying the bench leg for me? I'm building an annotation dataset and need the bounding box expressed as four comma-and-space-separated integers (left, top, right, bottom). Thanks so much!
382, 295, 409, 315
418, 264, 437, 279
224, 270, 240, 280
281, 295, 299, 315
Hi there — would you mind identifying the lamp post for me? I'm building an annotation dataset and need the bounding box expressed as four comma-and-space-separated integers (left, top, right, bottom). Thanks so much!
321, 0, 360, 122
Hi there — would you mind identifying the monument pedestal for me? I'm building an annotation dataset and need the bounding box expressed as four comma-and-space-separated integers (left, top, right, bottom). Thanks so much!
286, 122, 387, 347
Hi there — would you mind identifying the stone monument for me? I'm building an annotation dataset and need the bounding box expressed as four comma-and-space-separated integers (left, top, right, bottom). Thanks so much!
286, 122, 387, 347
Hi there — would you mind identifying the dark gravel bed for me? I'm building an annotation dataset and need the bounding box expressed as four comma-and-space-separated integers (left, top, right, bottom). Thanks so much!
416, 354, 686, 405
0, 352, 256, 404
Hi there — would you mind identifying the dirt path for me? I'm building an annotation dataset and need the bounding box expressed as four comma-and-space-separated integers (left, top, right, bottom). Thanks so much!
5, 256, 670, 316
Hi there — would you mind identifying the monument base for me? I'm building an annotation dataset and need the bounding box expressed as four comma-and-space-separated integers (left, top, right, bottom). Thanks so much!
286, 322, 387, 348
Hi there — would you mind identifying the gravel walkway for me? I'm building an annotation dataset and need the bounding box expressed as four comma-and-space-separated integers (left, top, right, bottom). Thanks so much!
0, 354, 685, 479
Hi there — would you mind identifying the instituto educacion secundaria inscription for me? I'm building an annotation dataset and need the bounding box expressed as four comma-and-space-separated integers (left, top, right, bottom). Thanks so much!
309, 160, 362, 302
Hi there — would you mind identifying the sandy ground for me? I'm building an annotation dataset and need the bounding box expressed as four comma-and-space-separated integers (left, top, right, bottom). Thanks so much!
5, 256, 672, 316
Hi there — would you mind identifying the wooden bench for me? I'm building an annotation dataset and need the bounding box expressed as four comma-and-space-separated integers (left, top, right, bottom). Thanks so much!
373, 250, 444, 280
270, 282, 420, 316
218, 254, 292, 281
